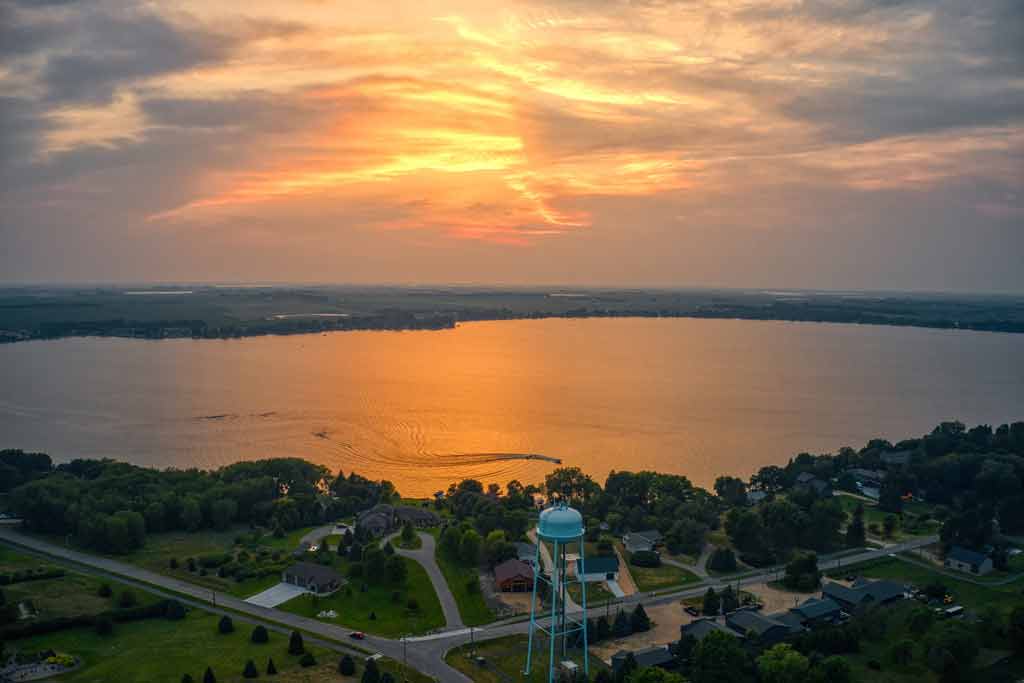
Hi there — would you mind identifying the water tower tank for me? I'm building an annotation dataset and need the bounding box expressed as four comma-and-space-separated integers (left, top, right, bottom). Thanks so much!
537, 504, 584, 541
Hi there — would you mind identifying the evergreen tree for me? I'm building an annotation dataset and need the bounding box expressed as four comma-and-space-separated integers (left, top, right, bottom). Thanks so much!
251, 625, 269, 643
597, 615, 611, 641
381, 674, 395, 683
361, 657, 381, 683
846, 504, 866, 547
165, 599, 186, 620
218, 615, 234, 634
203, 667, 216, 683
266, 658, 277, 675
300, 653, 317, 667
181, 675, 194, 683
702, 587, 720, 616
349, 542, 363, 562
401, 521, 415, 545
339, 654, 356, 675
613, 609, 632, 638
288, 629, 304, 655
631, 604, 651, 632
720, 585, 739, 613
242, 659, 258, 678
383, 541, 395, 556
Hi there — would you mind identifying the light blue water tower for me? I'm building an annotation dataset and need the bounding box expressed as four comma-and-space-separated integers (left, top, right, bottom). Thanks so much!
525, 503, 589, 682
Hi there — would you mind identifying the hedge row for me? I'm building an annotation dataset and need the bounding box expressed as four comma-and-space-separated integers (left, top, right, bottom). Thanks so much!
0, 568, 66, 585
0, 599, 182, 640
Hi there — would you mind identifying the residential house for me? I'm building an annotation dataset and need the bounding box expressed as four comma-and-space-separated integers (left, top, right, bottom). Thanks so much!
725, 609, 799, 646
822, 579, 906, 610
746, 490, 768, 506
610, 646, 674, 674
494, 559, 535, 592
944, 546, 993, 576
395, 506, 440, 528
880, 450, 913, 467
356, 504, 394, 537
680, 618, 743, 643
623, 530, 663, 553
282, 562, 344, 595
789, 597, 843, 626
794, 472, 833, 497
848, 468, 886, 488
575, 556, 620, 582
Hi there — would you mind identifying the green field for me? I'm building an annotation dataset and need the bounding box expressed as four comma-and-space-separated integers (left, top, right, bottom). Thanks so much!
446, 634, 604, 683
616, 542, 700, 592
835, 494, 942, 541
278, 556, 445, 637
434, 547, 494, 626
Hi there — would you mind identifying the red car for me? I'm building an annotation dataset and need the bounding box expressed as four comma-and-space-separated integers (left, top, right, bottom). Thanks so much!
350, 632, 366, 640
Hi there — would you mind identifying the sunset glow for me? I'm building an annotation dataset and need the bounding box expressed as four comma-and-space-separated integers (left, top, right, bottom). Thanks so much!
2, 0, 1022, 287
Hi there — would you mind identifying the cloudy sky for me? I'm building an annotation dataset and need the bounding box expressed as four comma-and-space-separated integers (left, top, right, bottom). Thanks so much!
1, 0, 1022, 291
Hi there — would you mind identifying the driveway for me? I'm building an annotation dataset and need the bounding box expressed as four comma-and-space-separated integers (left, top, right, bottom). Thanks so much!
387, 530, 465, 629
245, 582, 309, 608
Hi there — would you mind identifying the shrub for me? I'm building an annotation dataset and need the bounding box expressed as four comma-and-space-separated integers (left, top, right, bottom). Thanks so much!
288, 630, 304, 655
94, 616, 113, 636
407, 598, 419, 611
381, 674, 395, 683
630, 550, 660, 568
707, 547, 737, 573
362, 657, 381, 683
369, 611, 377, 620
391, 590, 402, 603
299, 652, 316, 667
243, 659, 258, 678
339, 654, 356, 675
465, 578, 480, 594
165, 600, 186, 620
97, 583, 112, 598
266, 658, 277, 675
187, 558, 197, 572
251, 625, 269, 643
169, 558, 179, 569
117, 590, 137, 608
348, 563, 364, 578
218, 615, 234, 634
181, 675, 194, 683
203, 666, 216, 683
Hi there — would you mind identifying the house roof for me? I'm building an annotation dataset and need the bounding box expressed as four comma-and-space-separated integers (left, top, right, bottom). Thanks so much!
515, 542, 537, 559
576, 555, 619, 574
881, 450, 912, 466
791, 597, 841, 620
612, 646, 673, 669
823, 579, 905, 606
627, 530, 663, 543
494, 559, 534, 584
769, 611, 807, 631
795, 472, 817, 483
395, 506, 439, 523
726, 610, 790, 637
285, 561, 342, 584
822, 582, 863, 605
948, 546, 989, 566
681, 619, 740, 641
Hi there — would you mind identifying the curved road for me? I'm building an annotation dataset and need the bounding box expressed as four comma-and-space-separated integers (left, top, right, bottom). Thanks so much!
0, 527, 942, 682
387, 531, 465, 629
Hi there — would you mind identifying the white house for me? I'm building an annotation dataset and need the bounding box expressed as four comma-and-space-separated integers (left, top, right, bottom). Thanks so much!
944, 546, 993, 575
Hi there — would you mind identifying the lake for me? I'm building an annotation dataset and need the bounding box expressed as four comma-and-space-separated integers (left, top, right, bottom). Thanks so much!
1, 318, 1022, 496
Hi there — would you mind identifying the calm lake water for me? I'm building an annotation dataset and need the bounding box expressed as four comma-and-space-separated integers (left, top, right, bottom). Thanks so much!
1, 318, 1022, 496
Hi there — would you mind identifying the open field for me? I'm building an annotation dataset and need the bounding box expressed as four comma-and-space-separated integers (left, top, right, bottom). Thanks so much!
433, 548, 494, 626
616, 542, 700, 592
278, 556, 445, 637
835, 494, 942, 541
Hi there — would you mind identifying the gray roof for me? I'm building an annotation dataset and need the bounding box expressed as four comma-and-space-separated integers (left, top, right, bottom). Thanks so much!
627, 530, 663, 543
948, 546, 989, 565
515, 542, 537, 559
681, 619, 740, 641
577, 555, 619, 574
395, 506, 440, 523
791, 597, 841, 621
726, 610, 789, 637
881, 450, 912, 465
285, 561, 342, 584
612, 646, 673, 669
823, 579, 904, 606
769, 611, 807, 631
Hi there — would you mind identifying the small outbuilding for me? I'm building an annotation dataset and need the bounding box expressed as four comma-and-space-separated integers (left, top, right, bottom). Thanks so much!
575, 555, 619, 582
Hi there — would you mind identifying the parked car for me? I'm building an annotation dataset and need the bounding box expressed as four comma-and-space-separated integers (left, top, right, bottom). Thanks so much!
684, 606, 699, 616
350, 632, 366, 640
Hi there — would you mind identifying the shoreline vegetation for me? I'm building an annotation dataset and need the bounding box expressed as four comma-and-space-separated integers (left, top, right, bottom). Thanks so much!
2, 285, 1024, 343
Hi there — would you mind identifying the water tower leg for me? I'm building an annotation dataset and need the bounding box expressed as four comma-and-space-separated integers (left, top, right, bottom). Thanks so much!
580, 537, 589, 677
549, 538, 559, 683
525, 542, 542, 674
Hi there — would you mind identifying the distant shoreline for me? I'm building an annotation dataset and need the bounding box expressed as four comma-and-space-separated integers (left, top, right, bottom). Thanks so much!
2, 286, 1022, 343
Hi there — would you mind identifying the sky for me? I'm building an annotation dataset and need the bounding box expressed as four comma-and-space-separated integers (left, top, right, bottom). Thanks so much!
1, 0, 1022, 291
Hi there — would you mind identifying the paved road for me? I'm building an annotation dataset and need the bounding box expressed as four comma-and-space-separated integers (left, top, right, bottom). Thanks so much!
0, 527, 940, 682
388, 531, 465, 629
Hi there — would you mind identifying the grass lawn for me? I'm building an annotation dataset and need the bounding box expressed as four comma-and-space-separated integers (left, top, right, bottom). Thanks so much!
6, 609, 335, 683
396, 534, 423, 550
434, 549, 494, 626
0, 545, 54, 573
446, 634, 604, 683
4, 573, 147, 619
568, 580, 614, 606
835, 494, 941, 541
615, 542, 699, 592
834, 557, 1024, 615
279, 556, 444, 637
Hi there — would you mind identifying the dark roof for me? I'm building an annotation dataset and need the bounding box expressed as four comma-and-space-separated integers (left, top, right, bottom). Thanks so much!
726, 610, 789, 637
795, 472, 817, 483
823, 579, 905, 606
681, 619, 740, 641
285, 562, 342, 584
577, 555, 619, 574
628, 530, 663, 542
612, 646, 673, 669
769, 611, 806, 631
515, 542, 537, 558
791, 597, 842, 621
494, 559, 534, 584
395, 506, 439, 522
948, 546, 989, 565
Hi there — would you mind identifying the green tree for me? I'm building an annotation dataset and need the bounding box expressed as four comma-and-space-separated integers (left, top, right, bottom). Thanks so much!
720, 585, 739, 613
386, 555, 407, 583
288, 630, 304, 655
218, 615, 234, 634
400, 521, 415, 545
905, 605, 935, 636
118, 588, 137, 608
702, 587, 720, 616
203, 667, 216, 683
757, 643, 809, 683
846, 504, 866, 547
242, 660, 258, 679
266, 658, 277, 675
924, 621, 979, 682
814, 656, 852, 683
630, 604, 651, 632
883, 514, 897, 538
888, 639, 914, 666
439, 526, 461, 558
1011, 605, 1024, 653
714, 476, 748, 507
339, 654, 356, 675
361, 657, 380, 683
182, 497, 203, 531
613, 609, 632, 638
707, 547, 737, 573
210, 499, 237, 531
251, 625, 269, 643
364, 547, 387, 580
691, 630, 747, 683
782, 552, 820, 591
459, 529, 482, 566
626, 669, 687, 683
